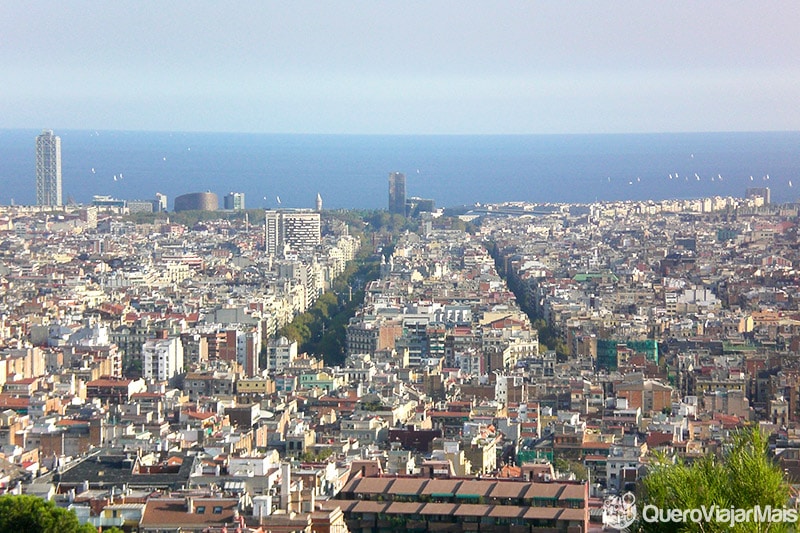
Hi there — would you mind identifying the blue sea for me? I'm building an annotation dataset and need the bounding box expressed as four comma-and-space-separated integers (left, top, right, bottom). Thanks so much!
1, 129, 799, 210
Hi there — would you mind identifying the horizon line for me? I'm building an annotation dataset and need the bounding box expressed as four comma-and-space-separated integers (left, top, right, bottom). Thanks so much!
2, 127, 800, 137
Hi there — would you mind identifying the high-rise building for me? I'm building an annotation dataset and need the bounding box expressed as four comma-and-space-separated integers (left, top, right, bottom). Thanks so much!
388, 172, 406, 215
265, 210, 281, 256
224, 192, 246, 210
264, 209, 321, 257
316, 192, 323, 212
282, 210, 321, 255
746, 187, 771, 205
154, 193, 168, 212
35, 130, 62, 206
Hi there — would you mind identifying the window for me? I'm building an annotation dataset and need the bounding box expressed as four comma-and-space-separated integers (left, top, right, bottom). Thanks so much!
196, 506, 205, 514
213, 506, 223, 514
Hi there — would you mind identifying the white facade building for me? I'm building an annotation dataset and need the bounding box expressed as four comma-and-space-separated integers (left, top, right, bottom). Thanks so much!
142, 335, 184, 381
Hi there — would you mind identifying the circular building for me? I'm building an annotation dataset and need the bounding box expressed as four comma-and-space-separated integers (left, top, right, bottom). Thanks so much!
174, 191, 218, 212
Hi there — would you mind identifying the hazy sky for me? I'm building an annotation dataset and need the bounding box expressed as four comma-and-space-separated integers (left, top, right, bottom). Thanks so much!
3, 1, 800, 134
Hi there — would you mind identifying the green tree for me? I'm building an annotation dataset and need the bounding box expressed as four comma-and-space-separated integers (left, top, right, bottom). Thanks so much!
276, 244, 380, 366
553, 457, 588, 481
0, 494, 96, 533
636, 427, 792, 532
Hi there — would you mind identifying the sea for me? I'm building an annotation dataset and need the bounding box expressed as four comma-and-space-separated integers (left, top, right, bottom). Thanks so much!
1, 129, 799, 210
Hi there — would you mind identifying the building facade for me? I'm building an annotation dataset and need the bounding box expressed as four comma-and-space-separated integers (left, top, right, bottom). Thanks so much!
154, 192, 168, 212
36, 130, 62, 206
264, 210, 321, 257
224, 192, 245, 210
142, 335, 185, 382
388, 172, 406, 215
174, 192, 218, 212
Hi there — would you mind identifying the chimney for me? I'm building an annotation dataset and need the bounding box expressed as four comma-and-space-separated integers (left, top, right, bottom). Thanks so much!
281, 462, 291, 511
187, 496, 194, 513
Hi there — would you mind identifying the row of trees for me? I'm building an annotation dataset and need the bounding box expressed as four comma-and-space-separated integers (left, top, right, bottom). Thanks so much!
484, 242, 569, 358
276, 249, 380, 366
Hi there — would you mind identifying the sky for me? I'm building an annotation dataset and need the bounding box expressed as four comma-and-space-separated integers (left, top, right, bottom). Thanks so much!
2, 1, 800, 135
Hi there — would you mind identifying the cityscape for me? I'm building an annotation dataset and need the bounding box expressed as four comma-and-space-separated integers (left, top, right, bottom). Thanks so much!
0, 126, 797, 532
4, 3, 800, 531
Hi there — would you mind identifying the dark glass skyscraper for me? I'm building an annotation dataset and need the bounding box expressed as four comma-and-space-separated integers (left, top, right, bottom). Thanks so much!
388, 171, 406, 215
36, 130, 62, 206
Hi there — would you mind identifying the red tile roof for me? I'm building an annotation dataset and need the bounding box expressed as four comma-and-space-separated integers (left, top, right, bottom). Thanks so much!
0, 396, 29, 408
141, 498, 238, 528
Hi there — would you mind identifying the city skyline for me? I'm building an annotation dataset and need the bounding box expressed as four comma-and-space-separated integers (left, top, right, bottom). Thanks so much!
3, 129, 797, 209
2, 3, 800, 135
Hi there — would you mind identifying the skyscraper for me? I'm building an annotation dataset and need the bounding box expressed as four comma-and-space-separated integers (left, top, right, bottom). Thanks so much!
264, 210, 281, 256
224, 192, 246, 210
388, 172, 406, 215
36, 130, 62, 206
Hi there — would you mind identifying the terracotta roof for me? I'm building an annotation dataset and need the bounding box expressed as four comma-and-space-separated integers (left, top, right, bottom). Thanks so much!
385, 502, 424, 514
558, 484, 587, 501
57, 419, 89, 426
489, 505, 526, 518
386, 478, 425, 496
185, 410, 216, 420
453, 504, 492, 517
420, 479, 461, 496
646, 431, 674, 448
351, 477, 393, 494
523, 507, 562, 520
350, 501, 388, 514
559, 507, 588, 521
140, 498, 237, 528
0, 396, 29, 408
523, 483, 562, 500
420, 503, 458, 516
327, 500, 358, 513
489, 481, 527, 499
455, 480, 493, 497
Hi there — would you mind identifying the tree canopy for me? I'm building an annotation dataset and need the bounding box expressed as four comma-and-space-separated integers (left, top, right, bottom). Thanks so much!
635, 426, 793, 532
0, 494, 97, 533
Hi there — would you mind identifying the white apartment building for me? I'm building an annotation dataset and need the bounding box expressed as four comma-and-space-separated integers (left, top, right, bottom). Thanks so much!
142, 335, 184, 382
266, 336, 298, 373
